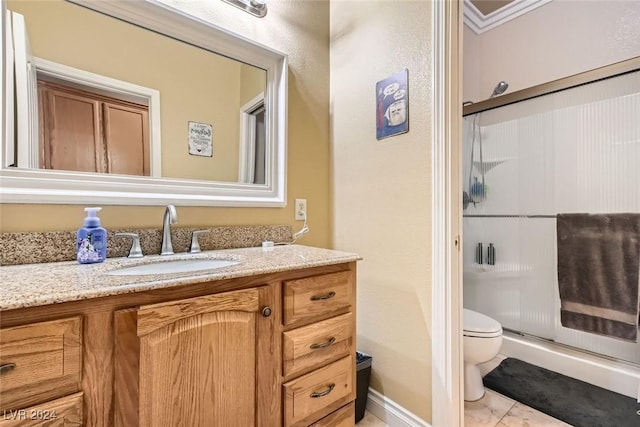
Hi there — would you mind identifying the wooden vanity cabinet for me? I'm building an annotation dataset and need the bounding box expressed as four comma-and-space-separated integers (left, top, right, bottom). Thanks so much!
0, 317, 84, 426
113, 286, 279, 427
282, 270, 357, 426
0, 262, 357, 427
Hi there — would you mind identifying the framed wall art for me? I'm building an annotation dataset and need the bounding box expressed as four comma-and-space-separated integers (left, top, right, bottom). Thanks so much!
376, 68, 409, 140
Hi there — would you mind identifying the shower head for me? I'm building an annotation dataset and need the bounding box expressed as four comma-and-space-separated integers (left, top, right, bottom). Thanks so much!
490, 81, 508, 98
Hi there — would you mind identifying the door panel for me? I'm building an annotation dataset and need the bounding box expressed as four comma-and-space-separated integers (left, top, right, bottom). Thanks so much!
103, 103, 149, 175
43, 89, 101, 172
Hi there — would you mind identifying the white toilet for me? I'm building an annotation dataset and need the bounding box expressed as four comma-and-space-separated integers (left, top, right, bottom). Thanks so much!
463, 308, 503, 401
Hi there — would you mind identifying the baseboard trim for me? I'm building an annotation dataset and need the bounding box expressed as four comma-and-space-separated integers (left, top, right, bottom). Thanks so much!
365, 388, 431, 427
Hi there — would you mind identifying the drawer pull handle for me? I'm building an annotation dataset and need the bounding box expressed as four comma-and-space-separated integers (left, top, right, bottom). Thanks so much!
0, 363, 16, 375
310, 291, 336, 301
309, 336, 336, 350
310, 383, 335, 398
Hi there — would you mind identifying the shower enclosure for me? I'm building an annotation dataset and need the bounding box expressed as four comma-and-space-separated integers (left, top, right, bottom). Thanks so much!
462, 61, 640, 372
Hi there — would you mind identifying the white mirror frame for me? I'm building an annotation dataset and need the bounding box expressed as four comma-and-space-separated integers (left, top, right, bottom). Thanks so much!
0, 0, 287, 207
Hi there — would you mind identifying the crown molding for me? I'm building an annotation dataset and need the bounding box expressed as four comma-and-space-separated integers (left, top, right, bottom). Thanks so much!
463, 0, 553, 34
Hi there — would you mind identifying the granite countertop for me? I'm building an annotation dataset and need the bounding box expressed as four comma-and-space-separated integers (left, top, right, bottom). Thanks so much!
0, 245, 360, 311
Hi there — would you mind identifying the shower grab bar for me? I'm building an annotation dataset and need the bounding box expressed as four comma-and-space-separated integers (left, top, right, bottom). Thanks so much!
463, 214, 556, 218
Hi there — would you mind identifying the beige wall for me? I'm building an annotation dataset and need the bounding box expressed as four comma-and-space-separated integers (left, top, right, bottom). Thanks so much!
464, 0, 640, 102
240, 63, 266, 106
8, 0, 261, 182
331, 1, 432, 422
1, 0, 331, 250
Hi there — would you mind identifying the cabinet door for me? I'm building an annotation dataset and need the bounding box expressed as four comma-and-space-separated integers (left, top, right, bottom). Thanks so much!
133, 287, 277, 427
40, 86, 102, 173
103, 103, 149, 176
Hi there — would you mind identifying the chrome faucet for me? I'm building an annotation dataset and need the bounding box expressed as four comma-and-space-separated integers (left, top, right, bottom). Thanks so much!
160, 204, 178, 255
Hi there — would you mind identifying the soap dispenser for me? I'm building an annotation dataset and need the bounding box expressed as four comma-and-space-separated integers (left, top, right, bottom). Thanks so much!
77, 207, 107, 264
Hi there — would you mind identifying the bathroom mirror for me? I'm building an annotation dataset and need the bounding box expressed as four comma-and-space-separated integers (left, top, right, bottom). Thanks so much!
0, 0, 287, 206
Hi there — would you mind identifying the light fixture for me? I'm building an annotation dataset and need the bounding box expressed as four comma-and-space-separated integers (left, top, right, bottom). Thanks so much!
221, 0, 267, 18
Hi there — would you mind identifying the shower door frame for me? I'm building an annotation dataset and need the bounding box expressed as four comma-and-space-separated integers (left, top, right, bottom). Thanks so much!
462, 57, 640, 117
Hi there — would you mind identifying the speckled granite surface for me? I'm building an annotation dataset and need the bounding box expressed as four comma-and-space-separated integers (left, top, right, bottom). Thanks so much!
0, 225, 292, 266
0, 245, 361, 311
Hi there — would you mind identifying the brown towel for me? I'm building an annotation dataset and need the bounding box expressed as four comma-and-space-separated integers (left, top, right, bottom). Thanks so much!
557, 213, 640, 342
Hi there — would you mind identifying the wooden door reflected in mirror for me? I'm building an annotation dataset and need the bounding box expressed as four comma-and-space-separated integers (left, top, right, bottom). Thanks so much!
38, 80, 150, 176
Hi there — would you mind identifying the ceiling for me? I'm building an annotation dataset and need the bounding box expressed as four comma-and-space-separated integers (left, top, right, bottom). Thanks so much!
464, 0, 553, 34
470, 0, 516, 16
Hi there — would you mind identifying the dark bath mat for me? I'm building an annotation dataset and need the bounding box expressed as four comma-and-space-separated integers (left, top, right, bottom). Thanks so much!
483, 358, 639, 427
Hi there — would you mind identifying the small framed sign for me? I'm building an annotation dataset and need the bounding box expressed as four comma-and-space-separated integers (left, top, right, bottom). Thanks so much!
376, 69, 409, 140
188, 121, 213, 157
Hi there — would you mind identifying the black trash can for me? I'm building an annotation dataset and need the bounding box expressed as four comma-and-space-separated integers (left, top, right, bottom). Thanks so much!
355, 351, 372, 423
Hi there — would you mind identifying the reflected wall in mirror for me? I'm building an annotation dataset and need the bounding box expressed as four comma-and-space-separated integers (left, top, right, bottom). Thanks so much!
7, 0, 267, 183
0, 0, 287, 206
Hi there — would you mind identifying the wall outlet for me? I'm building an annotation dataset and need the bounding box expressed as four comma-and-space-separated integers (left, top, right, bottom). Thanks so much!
295, 198, 307, 221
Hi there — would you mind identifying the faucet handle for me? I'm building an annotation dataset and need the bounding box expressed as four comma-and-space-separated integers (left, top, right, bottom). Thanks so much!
190, 230, 210, 253
116, 233, 144, 258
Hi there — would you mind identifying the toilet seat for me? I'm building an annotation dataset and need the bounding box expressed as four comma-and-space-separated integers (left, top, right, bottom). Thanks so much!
463, 309, 502, 338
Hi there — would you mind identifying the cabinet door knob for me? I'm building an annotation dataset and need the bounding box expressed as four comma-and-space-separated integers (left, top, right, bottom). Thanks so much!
261, 306, 272, 317
309, 336, 336, 350
0, 363, 16, 375
310, 383, 335, 398
310, 291, 336, 301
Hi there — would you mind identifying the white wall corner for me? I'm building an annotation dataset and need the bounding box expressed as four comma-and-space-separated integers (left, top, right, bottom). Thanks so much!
366, 388, 431, 427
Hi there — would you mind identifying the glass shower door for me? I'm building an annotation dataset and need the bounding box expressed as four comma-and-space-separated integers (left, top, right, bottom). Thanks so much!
462, 69, 640, 365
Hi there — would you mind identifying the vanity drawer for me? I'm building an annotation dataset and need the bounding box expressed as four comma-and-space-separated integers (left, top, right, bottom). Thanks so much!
283, 355, 354, 426
0, 392, 83, 427
310, 402, 355, 427
283, 313, 353, 377
0, 317, 82, 411
283, 271, 353, 325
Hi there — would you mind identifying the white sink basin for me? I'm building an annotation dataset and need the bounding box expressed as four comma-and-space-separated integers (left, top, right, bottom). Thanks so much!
106, 259, 240, 276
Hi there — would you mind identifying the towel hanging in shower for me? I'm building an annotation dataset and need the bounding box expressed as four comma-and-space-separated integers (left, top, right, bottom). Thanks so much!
556, 213, 640, 342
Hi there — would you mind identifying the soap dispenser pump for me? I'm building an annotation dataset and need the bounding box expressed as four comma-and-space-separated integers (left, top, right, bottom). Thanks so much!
77, 207, 107, 264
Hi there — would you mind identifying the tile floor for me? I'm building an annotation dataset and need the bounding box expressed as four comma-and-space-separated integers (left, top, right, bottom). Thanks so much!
356, 411, 388, 426
467, 354, 571, 426
464, 389, 571, 427
359, 398, 570, 427
357, 355, 572, 427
